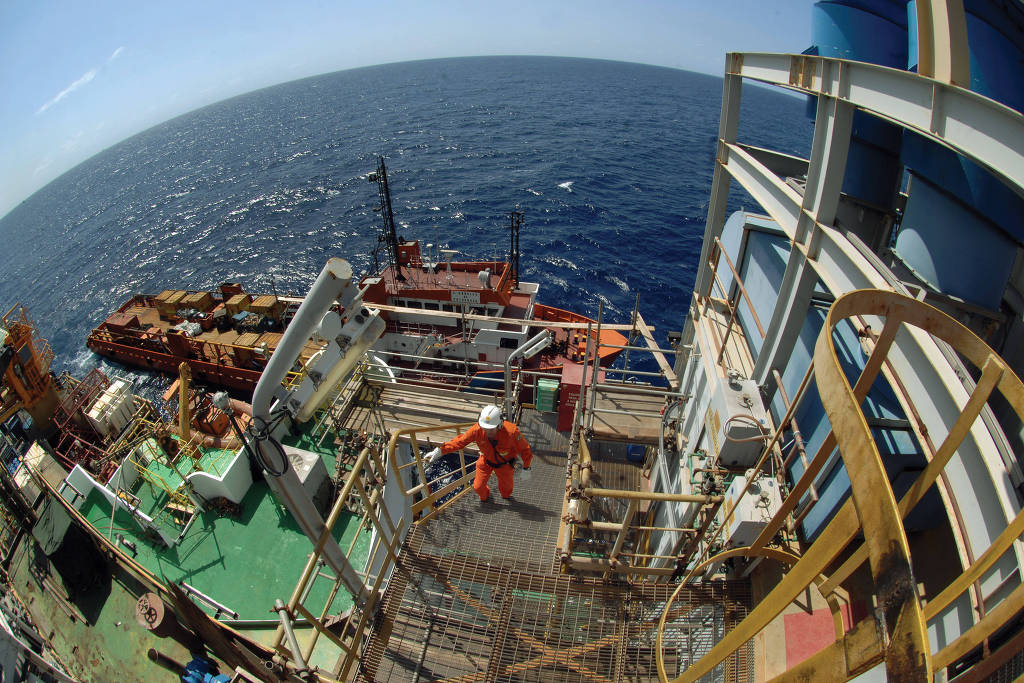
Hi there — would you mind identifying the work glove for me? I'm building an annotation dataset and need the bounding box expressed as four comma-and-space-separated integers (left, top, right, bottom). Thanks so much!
424, 447, 442, 464
518, 465, 532, 482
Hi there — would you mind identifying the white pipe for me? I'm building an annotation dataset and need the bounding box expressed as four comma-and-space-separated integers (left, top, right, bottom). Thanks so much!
252, 258, 355, 414
250, 258, 366, 605
504, 331, 552, 418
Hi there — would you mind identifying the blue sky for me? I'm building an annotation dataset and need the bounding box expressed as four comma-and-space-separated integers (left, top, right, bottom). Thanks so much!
0, 1, 811, 218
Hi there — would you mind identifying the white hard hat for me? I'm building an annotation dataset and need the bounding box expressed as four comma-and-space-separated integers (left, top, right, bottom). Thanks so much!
478, 405, 503, 429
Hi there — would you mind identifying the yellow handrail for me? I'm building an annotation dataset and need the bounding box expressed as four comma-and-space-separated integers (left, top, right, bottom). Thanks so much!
656, 289, 1024, 682
386, 421, 478, 522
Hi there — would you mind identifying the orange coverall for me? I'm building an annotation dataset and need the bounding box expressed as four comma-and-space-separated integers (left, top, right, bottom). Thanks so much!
441, 421, 533, 501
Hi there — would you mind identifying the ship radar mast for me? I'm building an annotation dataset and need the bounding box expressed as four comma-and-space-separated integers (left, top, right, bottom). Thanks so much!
368, 155, 405, 282
508, 210, 523, 289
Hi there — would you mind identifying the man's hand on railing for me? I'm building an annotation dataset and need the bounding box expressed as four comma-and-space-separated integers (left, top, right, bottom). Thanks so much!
424, 447, 442, 464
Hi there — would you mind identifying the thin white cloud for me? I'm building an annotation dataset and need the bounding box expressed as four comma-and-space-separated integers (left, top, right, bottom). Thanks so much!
37, 68, 97, 114
33, 158, 54, 176
35, 46, 125, 115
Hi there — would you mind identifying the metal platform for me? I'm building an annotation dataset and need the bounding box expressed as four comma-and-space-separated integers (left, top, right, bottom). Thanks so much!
587, 386, 667, 445
355, 410, 753, 682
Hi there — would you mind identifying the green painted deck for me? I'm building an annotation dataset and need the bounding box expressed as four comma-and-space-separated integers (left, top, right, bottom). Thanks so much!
78, 470, 371, 622
7, 536, 202, 681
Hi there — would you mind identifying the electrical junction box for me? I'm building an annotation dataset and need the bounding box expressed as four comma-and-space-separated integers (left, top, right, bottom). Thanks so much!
704, 376, 769, 469
722, 472, 783, 548
282, 444, 331, 515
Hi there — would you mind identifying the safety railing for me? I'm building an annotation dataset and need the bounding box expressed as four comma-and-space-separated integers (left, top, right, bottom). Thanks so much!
265, 420, 492, 678
568, 300, 684, 437
655, 289, 1024, 682
386, 421, 480, 523
697, 235, 767, 373
270, 442, 406, 682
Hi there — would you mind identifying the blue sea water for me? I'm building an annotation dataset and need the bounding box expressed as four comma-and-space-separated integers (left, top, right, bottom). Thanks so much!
0, 56, 811, 398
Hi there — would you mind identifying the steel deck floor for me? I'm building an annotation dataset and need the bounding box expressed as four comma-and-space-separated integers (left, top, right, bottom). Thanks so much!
357, 411, 753, 682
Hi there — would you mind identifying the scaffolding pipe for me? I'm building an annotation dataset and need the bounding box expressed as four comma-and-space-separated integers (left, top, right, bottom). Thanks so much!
590, 406, 667, 418
584, 520, 698, 533
592, 382, 684, 398
584, 487, 723, 503
566, 556, 677, 576
274, 599, 309, 672
578, 321, 594, 435
602, 367, 667, 378
599, 342, 681, 354
586, 302, 605, 430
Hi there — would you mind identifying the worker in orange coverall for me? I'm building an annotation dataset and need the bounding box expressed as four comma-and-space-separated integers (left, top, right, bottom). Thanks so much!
424, 405, 533, 502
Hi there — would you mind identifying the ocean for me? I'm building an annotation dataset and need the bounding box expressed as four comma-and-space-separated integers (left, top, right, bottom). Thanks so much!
0, 56, 811, 400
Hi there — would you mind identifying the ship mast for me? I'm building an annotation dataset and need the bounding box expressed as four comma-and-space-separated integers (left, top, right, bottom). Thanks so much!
508, 210, 522, 289
368, 156, 405, 281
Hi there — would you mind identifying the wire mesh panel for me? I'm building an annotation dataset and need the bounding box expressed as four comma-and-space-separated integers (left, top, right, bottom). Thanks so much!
361, 530, 752, 682
358, 410, 752, 682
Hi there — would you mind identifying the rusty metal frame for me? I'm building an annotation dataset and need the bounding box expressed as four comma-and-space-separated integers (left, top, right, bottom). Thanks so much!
655, 289, 1024, 682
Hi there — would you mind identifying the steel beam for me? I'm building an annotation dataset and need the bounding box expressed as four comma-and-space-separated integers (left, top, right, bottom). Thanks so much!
731, 52, 1024, 200
695, 69, 742, 295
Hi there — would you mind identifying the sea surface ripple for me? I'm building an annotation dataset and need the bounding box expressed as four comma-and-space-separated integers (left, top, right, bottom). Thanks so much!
0, 56, 811, 399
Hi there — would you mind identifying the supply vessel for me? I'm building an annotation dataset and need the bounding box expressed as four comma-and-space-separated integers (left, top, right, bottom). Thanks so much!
85, 157, 627, 395
2, 1, 1024, 681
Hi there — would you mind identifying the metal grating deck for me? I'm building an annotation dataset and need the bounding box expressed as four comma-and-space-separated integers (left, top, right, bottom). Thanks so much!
356, 411, 753, 682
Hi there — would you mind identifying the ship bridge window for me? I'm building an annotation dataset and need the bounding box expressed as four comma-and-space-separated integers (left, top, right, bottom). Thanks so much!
424, 302, 439, 310
407, 301, 422, 309
442, 304, 454, 312
499, 337, 519, 349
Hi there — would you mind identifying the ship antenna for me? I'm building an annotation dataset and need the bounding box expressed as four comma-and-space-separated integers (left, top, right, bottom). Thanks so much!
508, 210, 523, 289
368, 155, 405, 282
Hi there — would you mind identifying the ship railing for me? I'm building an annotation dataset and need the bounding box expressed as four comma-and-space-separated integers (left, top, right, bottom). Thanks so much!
386, 421, 480, 524
89, 322, 286, 372
655, 290, 1024, 682
570, 300, 685, 436
369, 347, 507, 386
558, 434, 721, 580
385, 319, 440, 338
269, 441, 406, 681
